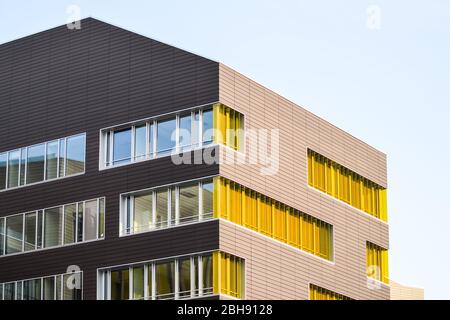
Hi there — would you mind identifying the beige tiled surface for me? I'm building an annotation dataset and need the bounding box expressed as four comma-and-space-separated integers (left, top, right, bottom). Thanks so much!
390, 281, 424, 300
217, 63, 390, 300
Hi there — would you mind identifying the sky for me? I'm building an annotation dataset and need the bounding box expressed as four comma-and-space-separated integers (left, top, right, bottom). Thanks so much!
0, 0, 449, 299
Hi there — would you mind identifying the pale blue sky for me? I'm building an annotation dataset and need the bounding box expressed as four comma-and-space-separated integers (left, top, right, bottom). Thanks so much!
1, 0, 449, 299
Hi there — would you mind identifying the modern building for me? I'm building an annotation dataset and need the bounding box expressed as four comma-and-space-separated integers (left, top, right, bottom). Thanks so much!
0, 18, 389, 300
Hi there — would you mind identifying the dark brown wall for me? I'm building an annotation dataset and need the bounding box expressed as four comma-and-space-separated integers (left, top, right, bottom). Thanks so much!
0, 18, 220, 299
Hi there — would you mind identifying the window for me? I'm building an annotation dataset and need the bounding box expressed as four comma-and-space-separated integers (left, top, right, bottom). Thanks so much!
213, 252, 244, 299
46, 140, 58, 180
7, 149, 20, 188
63, 204, 77, 245
134, 125, 147, 161
179, 183, 199, 224
367, 242, 389, 284
84, 199, 98, 241
66, 134, 85, 175
155, 261, 175, 299
43, 277, 55, 300
44, 207, 62, 248
179, 113, 192, 151
0, 218, 4, 256
24, 212, 36, 251
156, 190, 168, 228
309, 284, 352, 300
63, 272, 83, 300
23, 279, 41, 300
157, 118, 176, 155
202, 109, 213, 144
202, 254, 213, 295
133, 194, 153, 233
26, 144, 45, 184
133, 267, 144, 300
4, 283, 15, 300
6, 215, 23, 255
214, 177, 334, 261
58, 139, 65, 178
0, 153, 6, 190
0, 198, 104, 257
113, 129, 132, 165
111, 269, 129, 300
178, 258, 191, 298
100, 105, 243, 169
121, 179, 216, 235
202, 181, 213, 219
308, 149, 388, 221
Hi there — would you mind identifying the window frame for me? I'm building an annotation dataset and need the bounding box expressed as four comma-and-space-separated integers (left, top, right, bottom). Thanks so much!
0, 133, 86, 193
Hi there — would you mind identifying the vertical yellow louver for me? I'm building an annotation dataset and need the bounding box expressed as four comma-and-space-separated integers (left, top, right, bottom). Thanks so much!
213, 251, 244, 299
213, 103, 244, 151
309, 284, 352, 300
307, 149, 388, 222
213, 177, 333, 261
366, 242, 389, 284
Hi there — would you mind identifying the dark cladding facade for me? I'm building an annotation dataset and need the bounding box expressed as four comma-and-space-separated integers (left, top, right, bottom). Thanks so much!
0, 18, 220, 300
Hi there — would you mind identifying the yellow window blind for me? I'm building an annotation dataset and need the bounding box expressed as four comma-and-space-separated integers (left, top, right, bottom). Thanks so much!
366, 242, 389, 284
214, 177, 334, 261
309, 284, 352, 300
213, 103, 244, 151
308, 149, 388, 222
213, 252, 244, 299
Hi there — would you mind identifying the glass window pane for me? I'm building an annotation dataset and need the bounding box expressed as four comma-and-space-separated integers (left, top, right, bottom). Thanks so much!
179, 114, 192, 150
133, 267, 144, 300
0, 218, 4, 256
113, 129, 131, 165
43, 277, 55, 300
179, 183, 199, 224
24, 212, 36, 251
155, 261, 175, 299
6, 215, 23, 254
111, 268, 129, 300
4, 282, 16, 300
178, 258, 191, 298
134, 194, 153, 233
26, 144, 45, 184
156, 190, 168, 228
147, 264, 153, 300
44, 207, 62, 248
63, 272, 82, 300
84, 199, 98, 241
37, 211, 43, 249
202, 109, 213, 144
77, 203, 84, 242
157, 118, 176, 155
55, 275, 62, 300
98, 198, 105, 239
23, 279, 41, 300
64, 204, 77, 245
0, 284, 3, 300
193, 257, 199, 296
7, 150, 20, 188
0, 153, 6, 190
149, 123, 154, 158
192, 111, 200, 147
202, 254, 213, 294
59, 139, 66, 177
134, 125, 146, 161
66, 134, 85, 175
19, 148, 26, 186
202, 181, 213, 218
46, 140, 59, 180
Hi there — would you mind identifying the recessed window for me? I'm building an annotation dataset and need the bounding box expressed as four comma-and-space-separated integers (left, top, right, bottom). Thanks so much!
45, 140, 59, 180
6, 215, 23, 255
0, 134, 85, 192
7, 150, 20, 188
134, 125, 147, 161
157, 118, 176, 155
23, 279, 41, 300
111, 268, 129, 300
202, 109, 213, 145
155, 261, 175, 300
27, 144, 45, 184
66, 134, 85, 175
113, 129, 132, 165
133, 194, 153, 233
0, 197, 105, 257
179, 113, 192, 151
179, 183, 198, 224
